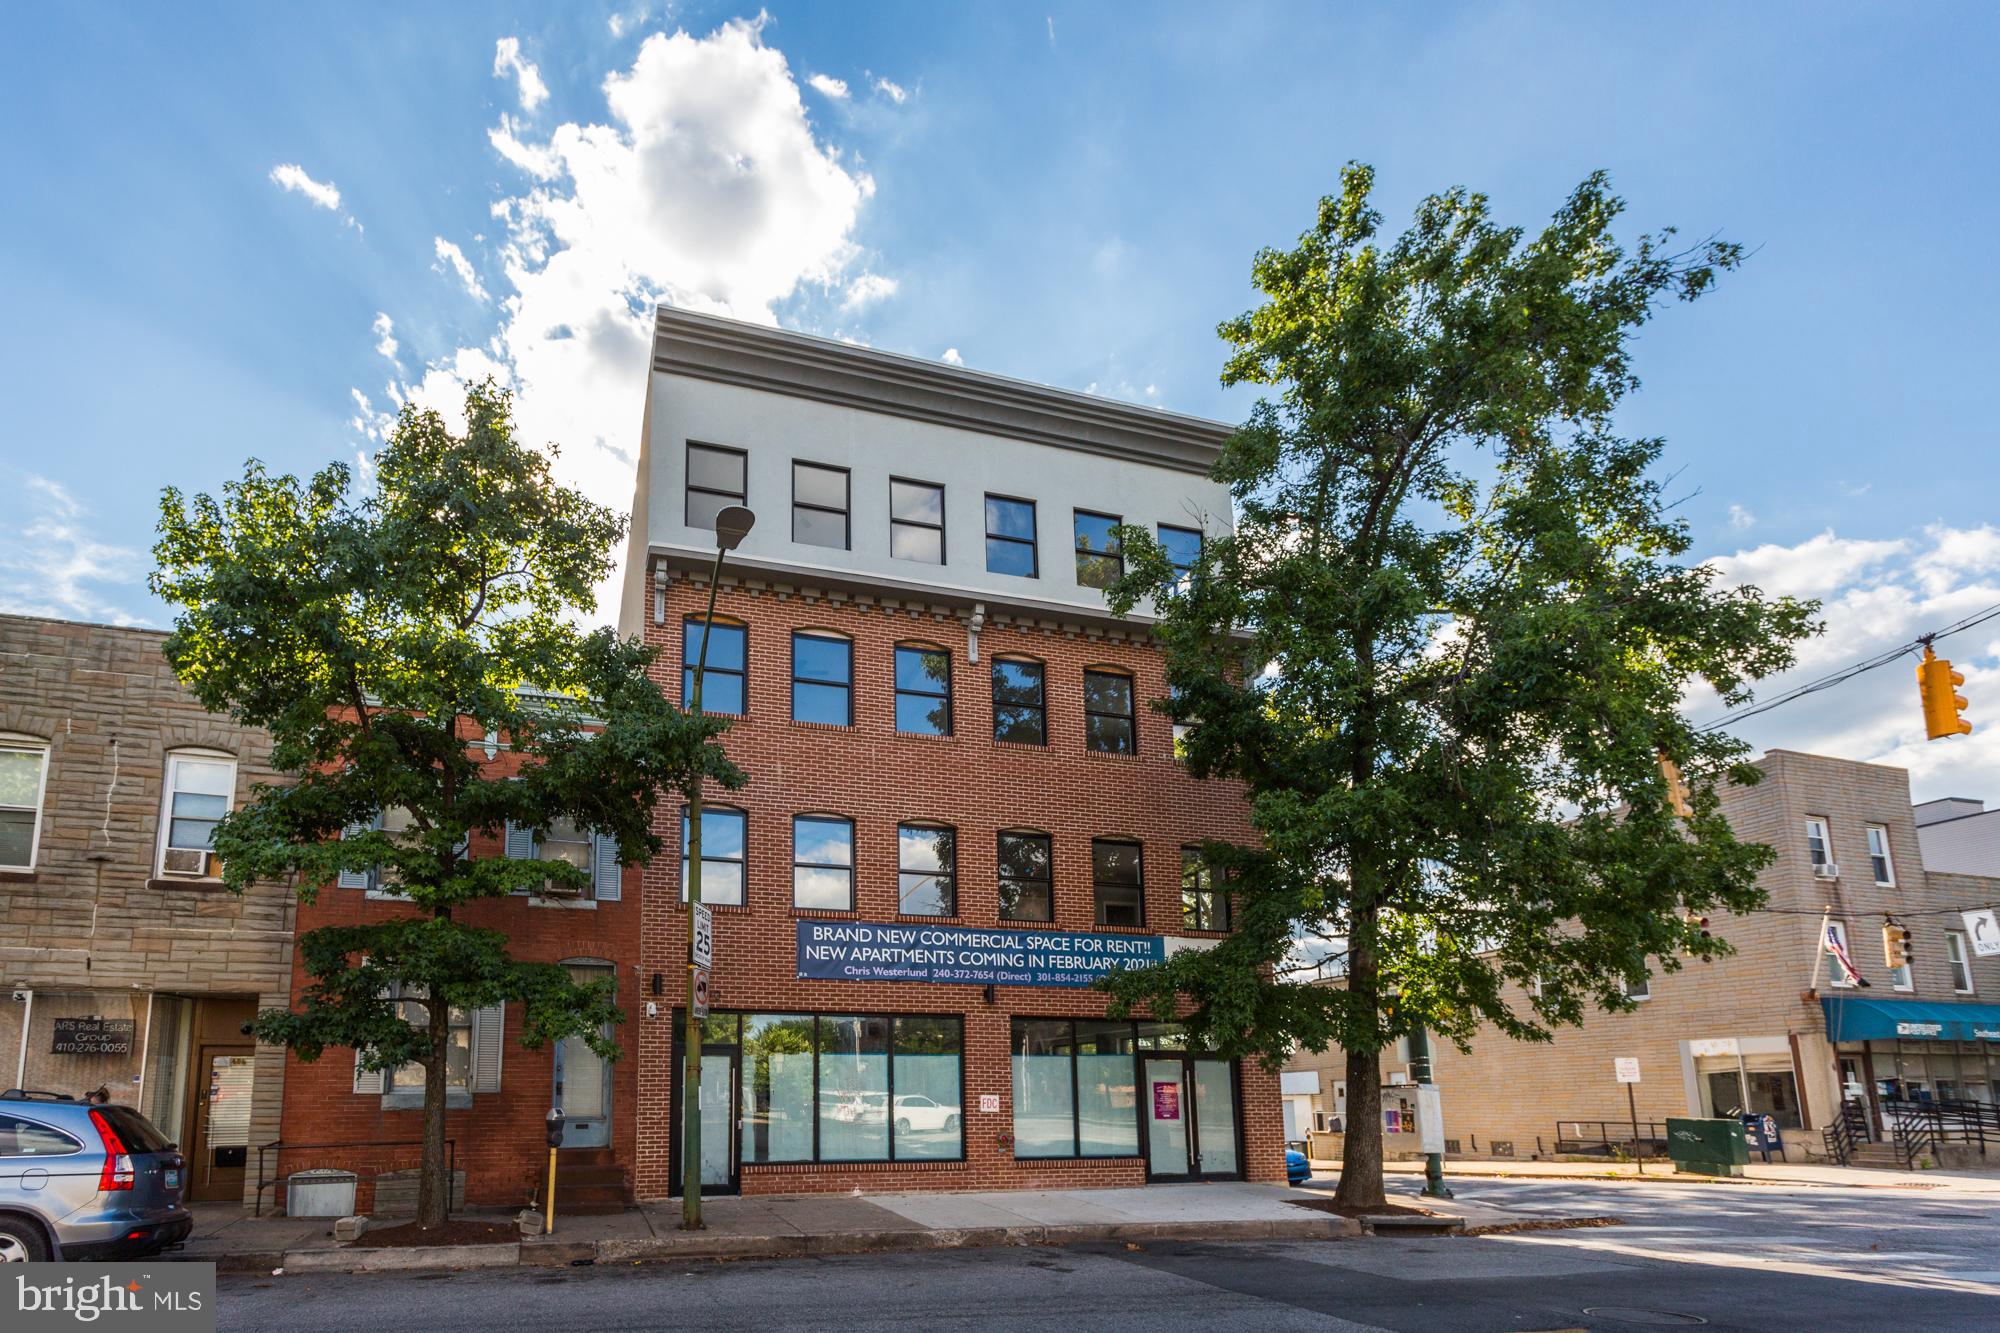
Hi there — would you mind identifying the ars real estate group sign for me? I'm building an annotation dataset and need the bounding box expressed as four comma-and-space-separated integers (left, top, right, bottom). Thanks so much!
796, 921, 1169, 988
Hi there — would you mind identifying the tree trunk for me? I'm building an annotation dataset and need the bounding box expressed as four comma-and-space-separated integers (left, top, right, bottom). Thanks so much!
1336, 1046, 1385, 1208
416, 1000, 450, 1228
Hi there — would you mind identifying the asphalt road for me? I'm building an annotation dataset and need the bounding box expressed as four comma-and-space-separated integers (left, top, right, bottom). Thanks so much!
215, 1176, 2000, 1332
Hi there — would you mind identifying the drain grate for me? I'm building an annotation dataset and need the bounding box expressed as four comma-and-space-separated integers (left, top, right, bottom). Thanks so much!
1580, 1308, 1708, 1327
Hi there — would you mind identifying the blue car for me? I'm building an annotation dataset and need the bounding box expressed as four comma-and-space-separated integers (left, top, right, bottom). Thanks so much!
0, 1090, 191, 1262
1286, 1148, 1311, 1185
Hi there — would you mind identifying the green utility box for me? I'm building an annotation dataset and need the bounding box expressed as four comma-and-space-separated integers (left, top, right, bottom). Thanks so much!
1665, 1117, 1749, 1176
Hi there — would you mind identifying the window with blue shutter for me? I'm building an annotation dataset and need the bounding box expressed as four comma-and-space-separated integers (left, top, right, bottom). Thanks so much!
593, 833, 621, 901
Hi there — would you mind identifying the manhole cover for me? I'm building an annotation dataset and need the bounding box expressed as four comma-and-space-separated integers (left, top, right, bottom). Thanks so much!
1580, 1309, 1707, 1327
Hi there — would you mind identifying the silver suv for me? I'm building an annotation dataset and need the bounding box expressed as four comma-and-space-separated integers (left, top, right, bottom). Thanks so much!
0, 1090, 191, 1262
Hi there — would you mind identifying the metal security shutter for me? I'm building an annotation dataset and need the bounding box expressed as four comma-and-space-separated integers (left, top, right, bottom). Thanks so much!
336, 819, 374, 891
504, 820, 536, 861
352, 1049, 384, 1096
470, 1004, 504, 1093
593, 833, 621, 901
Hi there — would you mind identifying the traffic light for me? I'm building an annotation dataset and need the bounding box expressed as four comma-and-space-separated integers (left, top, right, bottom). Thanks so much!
1882, 922, 1912, 971
1657, 750, 1693, 818
1918, 646, 1972, 740
1683, 913, 1711, 955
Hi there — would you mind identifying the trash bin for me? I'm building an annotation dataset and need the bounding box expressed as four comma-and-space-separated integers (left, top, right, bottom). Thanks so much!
1665, 1117, 1749, 1176
287, 1168, 359, 1217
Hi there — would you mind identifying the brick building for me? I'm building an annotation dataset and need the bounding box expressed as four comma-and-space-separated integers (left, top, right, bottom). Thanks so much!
1, 614, 293, 1207
1283, 750, 2000, 1164
617, 308, 1281, 1198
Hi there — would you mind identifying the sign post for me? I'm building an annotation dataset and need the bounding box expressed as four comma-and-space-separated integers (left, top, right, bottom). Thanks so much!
1615, 1057, 1644, 1175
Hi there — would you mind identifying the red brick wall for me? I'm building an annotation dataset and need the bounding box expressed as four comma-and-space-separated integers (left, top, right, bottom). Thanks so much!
633, 575, 1284, 1197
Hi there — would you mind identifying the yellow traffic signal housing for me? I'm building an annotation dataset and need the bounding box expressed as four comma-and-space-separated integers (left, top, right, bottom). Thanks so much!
1881, 922, 1912, 971
1657, 751, 1693, 818
1919, 647, 1972, 740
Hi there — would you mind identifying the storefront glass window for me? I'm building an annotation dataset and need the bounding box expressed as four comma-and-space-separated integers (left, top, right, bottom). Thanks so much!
1011, 1019, 1079, 1158
741, 1015, 814, 1164
1075, 1020, 1138, 1156
14, 991, 148, 1106
892, 1017, 963, 1159
818, 1016, 890, 1161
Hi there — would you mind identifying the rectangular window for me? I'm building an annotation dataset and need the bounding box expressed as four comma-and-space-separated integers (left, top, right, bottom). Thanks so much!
158, 753, 236, 878
1093, 838, 1144, 928
1623, 972, 1652, 1001
0, 742, 50, 871
1805, 817, 1831, 869
369, 805, 417, 898
792, 460, 850, 550
894, 645, 952, 735
897, 824, 956, 917
792, 815, 854, 911
998, 831, 1053, 922
1009, 1017, 1140, 1159
1891, 958, 1913, 992
537, 813, 594, 898
1158, 524, 1202, 582
889, 478, 945, 564
1181, 849, 1229, 932
991, 659, 1046, 745
686, 442, 747, 531
726, 1013, 962, 1165
1948, 932, 1975, 993
681, 806, 747, 906
1083, 670, 1136, 754
1866, 825, 1895, 886
682, 618, 746, 716
1073, 510, 1123, 589
984, 495, 1038, 577
791, 632, 853, 726
386, 986, 472, 1095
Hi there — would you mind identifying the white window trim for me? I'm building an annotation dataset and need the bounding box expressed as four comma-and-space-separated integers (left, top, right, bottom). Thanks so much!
1624, 973, 1653, 1002
1866, 824, 1895, 887
1891, 963, 1914, 993
1947, 932, 1975, 995
155, 749, 237, 880
0, 735, 52, 872
1804, 817, 1831, 869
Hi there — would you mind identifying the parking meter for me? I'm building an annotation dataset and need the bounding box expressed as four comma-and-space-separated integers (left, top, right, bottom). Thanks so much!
543, 1109, 564, 1234
546, 1108, 566, 1148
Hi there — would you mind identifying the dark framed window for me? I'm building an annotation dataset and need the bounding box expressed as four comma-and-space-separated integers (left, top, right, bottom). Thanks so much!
894, 644, 952, 735
1073, 509, 1123, 589
1158, 524, 1202, 580
985, 495, 1038, 577
991, 658, 1046, 745
1093, 838, 1143, 927
998, 830, 1053, 923
897, 824, 956, 917
1181, 848, 1229, 932
700, 1013, 964, 1164
680, 805, 746, 906
686, 442, 747, 531
1010, 1017, 1140, 1159
793, 461, 850, 550
1083, 670, 1136, 754
792, 632, 853, 726
682, 617, 746, 715
890, 478, 945, 564
793, 815, 854, 911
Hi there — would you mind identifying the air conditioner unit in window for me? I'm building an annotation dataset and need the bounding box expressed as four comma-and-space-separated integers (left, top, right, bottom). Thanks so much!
162, 848, 209, 876
1813, 862, 1841, 881
538, 879, 584, 898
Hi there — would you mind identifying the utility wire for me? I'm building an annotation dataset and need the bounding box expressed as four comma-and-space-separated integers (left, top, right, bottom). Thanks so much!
1697, 600, 2000, 732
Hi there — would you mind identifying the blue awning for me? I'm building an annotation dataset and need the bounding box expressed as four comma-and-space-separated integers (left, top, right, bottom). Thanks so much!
1822, 995, 2000, 1043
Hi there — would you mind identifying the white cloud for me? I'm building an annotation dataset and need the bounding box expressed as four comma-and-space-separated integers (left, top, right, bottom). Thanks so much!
1047, 15, 1056, 45
1698, 524, 2000, 803
268, 162, 341, 211
841, 271, 897, 311
371, 312, 399, 363
364, 19, 877, 617
0, 474, 145, 626
940, 347, 963, 365
872, 75, 908, 104
807, 73, 849, 100
493, 37, 549, 112
1727, 503, 1755, 531
608, 6, 648, 38
432, 237, 491, 302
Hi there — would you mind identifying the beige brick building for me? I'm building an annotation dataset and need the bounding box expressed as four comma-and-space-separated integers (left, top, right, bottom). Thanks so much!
1282, 750, 2000, 1164
1, 614, 293, 1205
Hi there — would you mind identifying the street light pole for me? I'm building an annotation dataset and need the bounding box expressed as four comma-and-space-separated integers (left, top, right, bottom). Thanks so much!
1406, 1020, 1453, 1200
681, 505, 754, 1232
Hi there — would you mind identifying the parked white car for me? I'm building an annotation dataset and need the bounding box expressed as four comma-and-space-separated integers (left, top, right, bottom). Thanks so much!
891, 1094, 960, 1134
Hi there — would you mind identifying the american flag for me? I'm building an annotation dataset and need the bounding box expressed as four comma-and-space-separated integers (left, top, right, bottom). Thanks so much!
1823, 921, 1872, 988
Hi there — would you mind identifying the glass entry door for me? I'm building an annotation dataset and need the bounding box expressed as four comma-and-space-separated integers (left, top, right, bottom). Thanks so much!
554, 963, 614, 1149
1143, 1056, 1240, 1181
1144, 1058, 1193, 1179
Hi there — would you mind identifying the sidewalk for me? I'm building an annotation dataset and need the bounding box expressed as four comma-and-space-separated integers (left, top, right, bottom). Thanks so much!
179, 1183, 1367, 1275
1371, 1157, 2000, 1194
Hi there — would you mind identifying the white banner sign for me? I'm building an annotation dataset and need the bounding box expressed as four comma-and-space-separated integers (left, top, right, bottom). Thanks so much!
1964, 908, 2000, 958
1416, 1084, 1445, 1154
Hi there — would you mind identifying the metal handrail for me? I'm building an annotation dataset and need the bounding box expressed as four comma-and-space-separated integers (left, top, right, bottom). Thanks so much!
253, 1138, 457, 1217
1551, 1119, 1671, 1154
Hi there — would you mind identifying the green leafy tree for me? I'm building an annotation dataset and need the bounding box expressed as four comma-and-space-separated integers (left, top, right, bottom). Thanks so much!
152, 381, 742, 1227
1103, 166, 1817, 1206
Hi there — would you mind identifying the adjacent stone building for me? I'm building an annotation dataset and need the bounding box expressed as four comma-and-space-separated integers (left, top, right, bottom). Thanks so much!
1283, 750, 2000, 1165
0, 614, 293, 1205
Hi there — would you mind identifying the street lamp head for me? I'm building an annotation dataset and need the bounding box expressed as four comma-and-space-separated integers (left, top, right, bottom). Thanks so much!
714, 505, 756, 552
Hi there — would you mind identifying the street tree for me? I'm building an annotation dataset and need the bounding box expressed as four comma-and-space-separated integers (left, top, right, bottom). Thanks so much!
152, 381, 742, 1227
1103, 166, 1817, 1206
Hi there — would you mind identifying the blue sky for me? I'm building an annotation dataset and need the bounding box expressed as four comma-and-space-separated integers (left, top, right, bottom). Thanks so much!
4, 2, 1998, 796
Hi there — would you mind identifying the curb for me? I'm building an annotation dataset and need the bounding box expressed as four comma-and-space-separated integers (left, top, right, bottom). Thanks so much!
248, 1216, 1362, 1275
